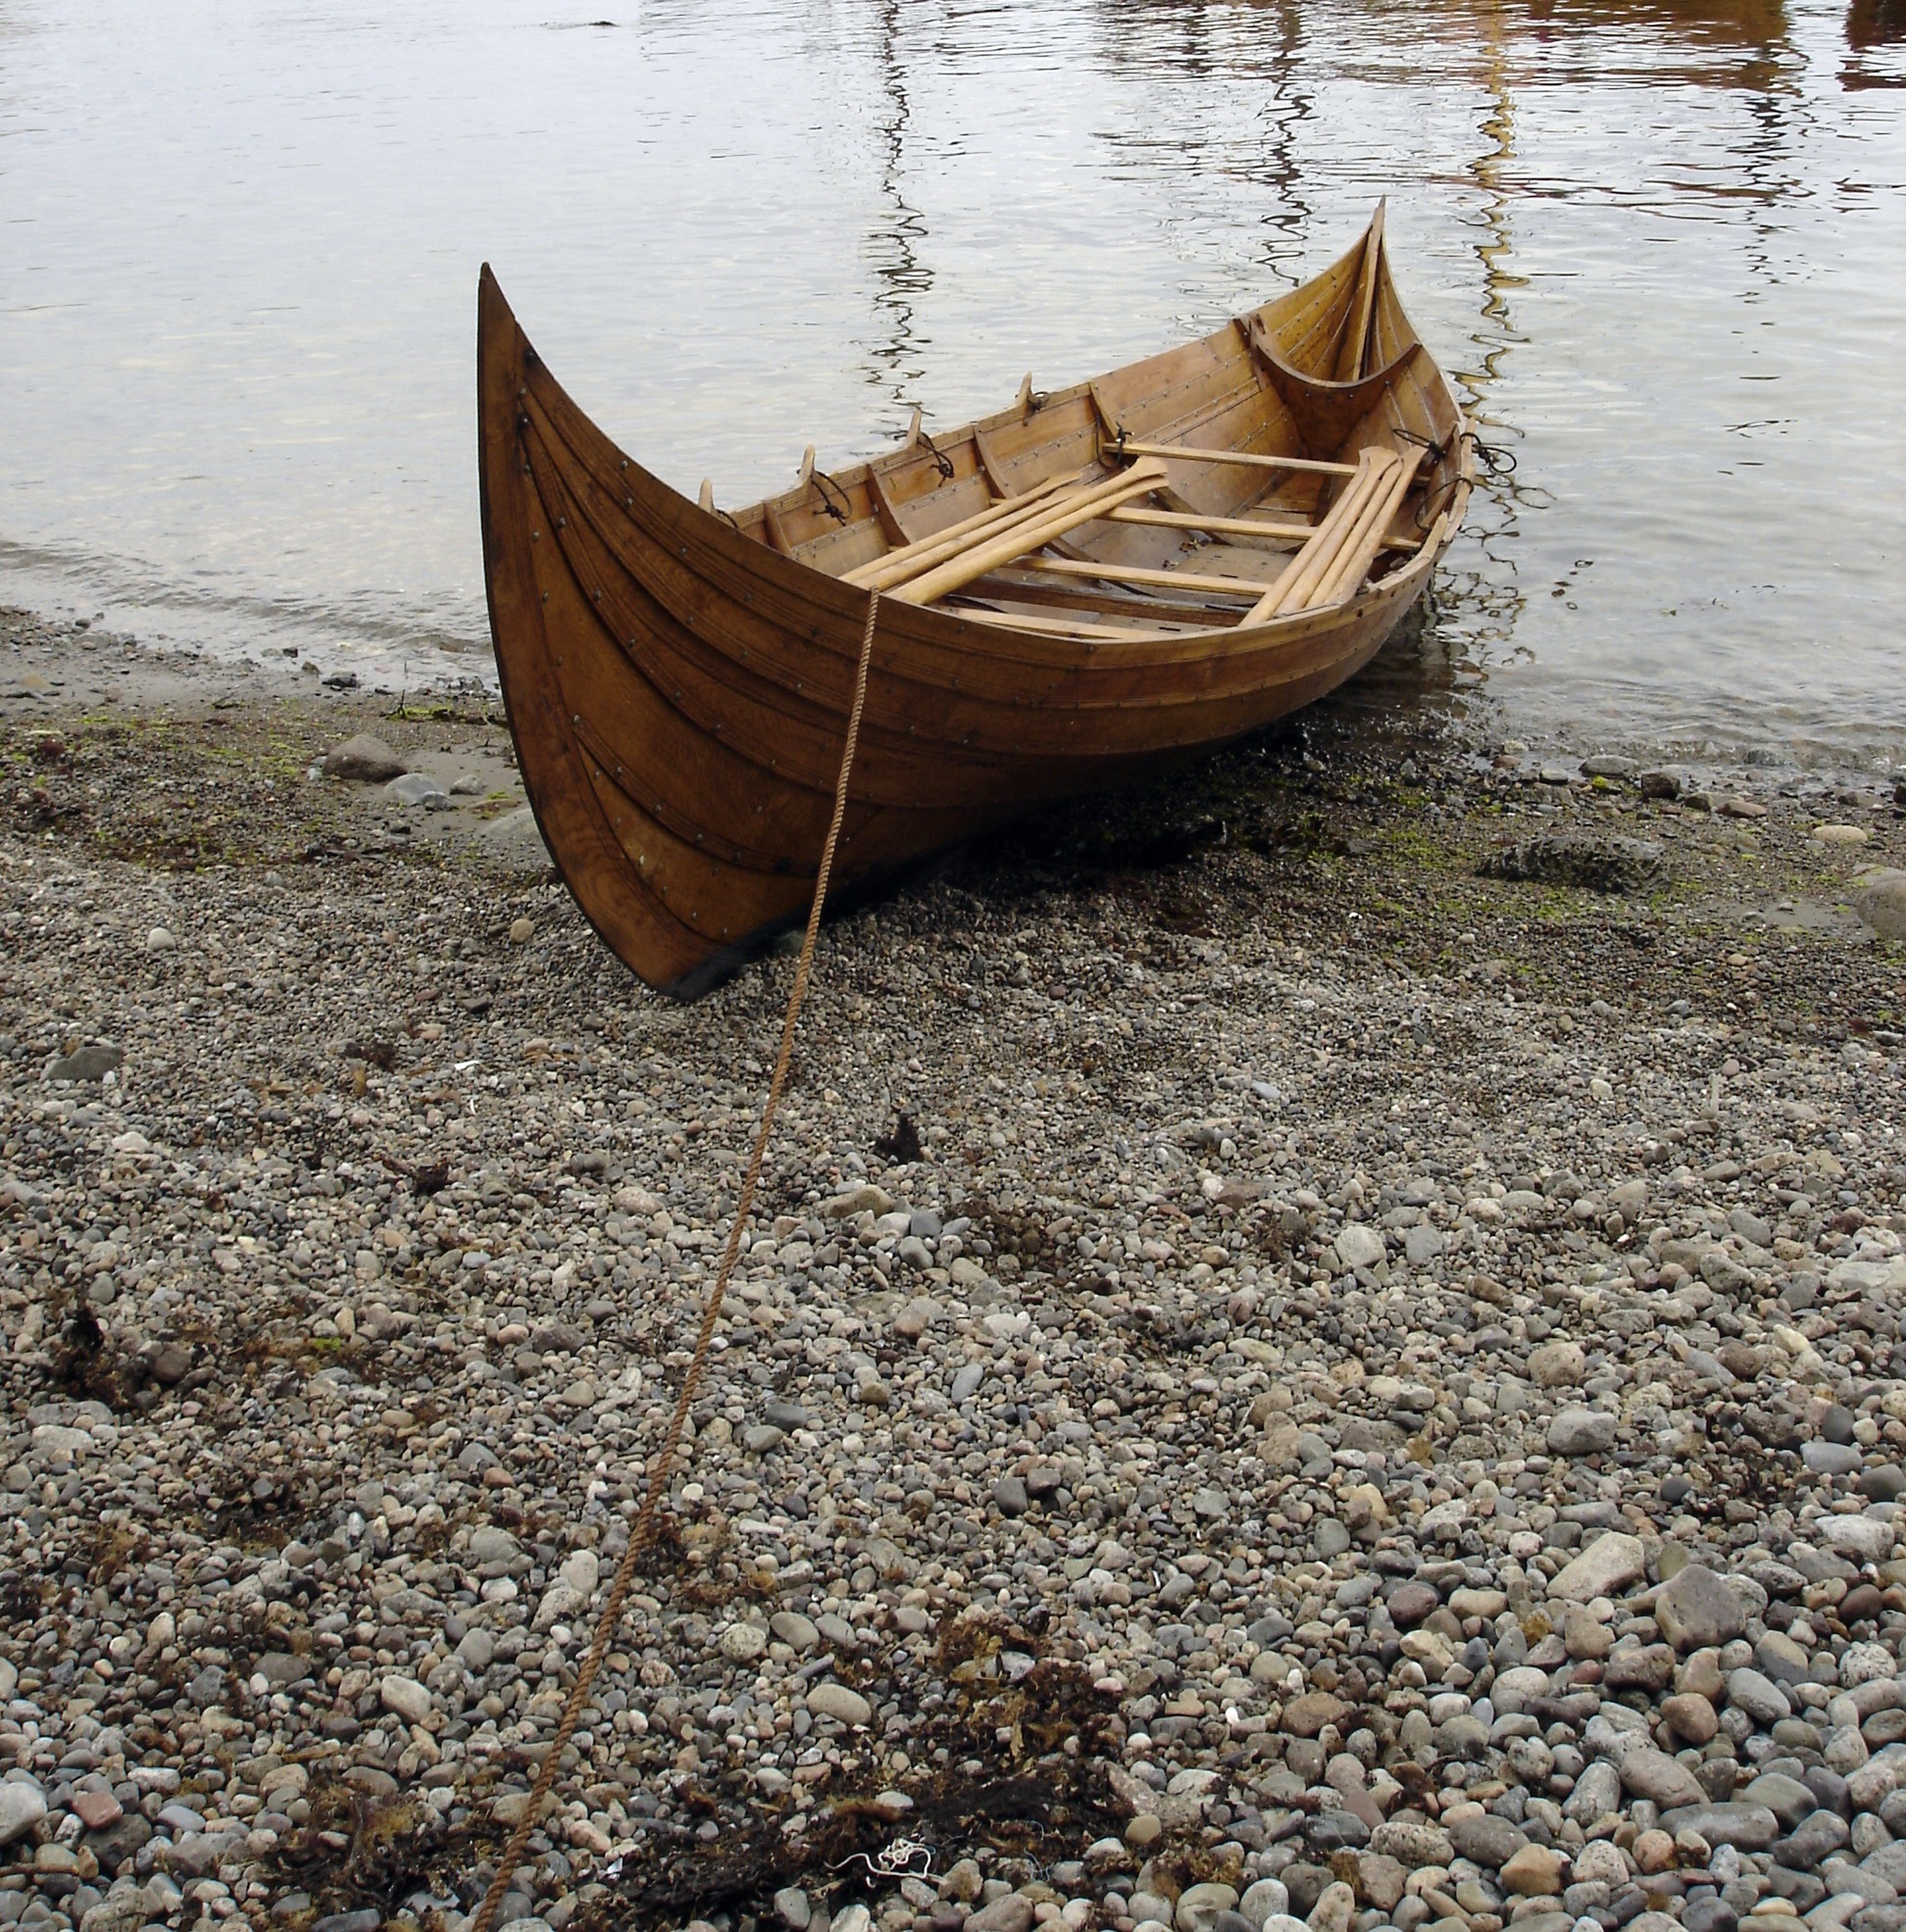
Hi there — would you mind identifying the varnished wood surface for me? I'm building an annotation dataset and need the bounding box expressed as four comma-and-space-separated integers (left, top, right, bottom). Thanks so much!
476, 208, 1473, 997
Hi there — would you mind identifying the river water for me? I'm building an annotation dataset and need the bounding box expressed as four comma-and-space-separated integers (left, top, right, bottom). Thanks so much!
3, 0, 1902, 766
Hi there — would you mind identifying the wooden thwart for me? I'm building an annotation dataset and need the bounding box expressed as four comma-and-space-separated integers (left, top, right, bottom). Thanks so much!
949, 605, 1189, 642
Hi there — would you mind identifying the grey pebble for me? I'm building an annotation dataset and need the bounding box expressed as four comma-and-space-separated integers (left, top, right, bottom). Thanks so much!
3, 654, 1902, 1932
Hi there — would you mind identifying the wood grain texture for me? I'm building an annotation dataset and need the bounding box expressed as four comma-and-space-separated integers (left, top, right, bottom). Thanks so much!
476, 208, 1473, 997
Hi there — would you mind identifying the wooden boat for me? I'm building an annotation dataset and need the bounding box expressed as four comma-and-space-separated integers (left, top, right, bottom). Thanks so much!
477, 204, 1474, 997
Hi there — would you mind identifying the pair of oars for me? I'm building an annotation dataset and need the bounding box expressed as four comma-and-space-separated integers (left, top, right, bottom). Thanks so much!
843, 462, 1169, 607
1244, 444, 1421, 624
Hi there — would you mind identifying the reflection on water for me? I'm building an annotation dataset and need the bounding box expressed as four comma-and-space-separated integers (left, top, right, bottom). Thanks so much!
2, 0, 1902, 765
1843, 0, 1906, 83
1445, 6, 1534, 681
864, 1, 931, 414
1848, 0, 1906, 42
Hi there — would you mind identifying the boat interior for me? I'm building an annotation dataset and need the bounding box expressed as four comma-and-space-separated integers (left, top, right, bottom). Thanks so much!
712, 209, 1466, 645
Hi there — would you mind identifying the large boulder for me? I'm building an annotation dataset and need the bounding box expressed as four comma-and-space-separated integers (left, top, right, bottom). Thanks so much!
322, 733, 408, 782
1852, 869, 1906, 940
1479, 831, 1664, 893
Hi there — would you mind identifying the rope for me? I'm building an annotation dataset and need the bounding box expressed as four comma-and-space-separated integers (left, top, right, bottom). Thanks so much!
915, 424, 956, 482
466, 587, 883, 1932
811, 466, 853, 524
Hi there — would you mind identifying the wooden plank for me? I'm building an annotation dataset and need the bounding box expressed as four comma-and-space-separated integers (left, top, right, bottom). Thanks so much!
1107, 438, 1357, 478
1106, 501, 1417, 552
1247, 247, 1362, 377
865, 452, 992, 543
889, 464, 1169, 608
1009, 556, 1266, 599
950, 605, 1206, 642
1090, 333, 1259, 445
975, 393, 1101, 486
1107, 505, 1308, 542
970, 570, 1254, 624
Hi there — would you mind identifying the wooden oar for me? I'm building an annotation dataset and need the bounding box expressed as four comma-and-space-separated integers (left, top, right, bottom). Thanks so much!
1314, 448, 1423, 606
842, 472, 1076, 590
1243, 450, 1395, 624
1274, 451, 1401, 615
865, 471, 1131, 597
1104, 439, 1358, 478
1309, 464, 1408, 608
890, 462, 1169, 608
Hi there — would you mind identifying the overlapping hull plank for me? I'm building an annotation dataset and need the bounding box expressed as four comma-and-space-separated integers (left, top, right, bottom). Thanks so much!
477, 208, 1473, 996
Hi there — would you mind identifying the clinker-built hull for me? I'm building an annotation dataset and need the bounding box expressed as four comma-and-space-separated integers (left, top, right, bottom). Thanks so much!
477, 207, 1473, 996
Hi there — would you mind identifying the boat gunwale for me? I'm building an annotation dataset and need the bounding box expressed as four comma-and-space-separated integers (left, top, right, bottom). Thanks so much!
522, 372, 1470, 718
498, 219, 1470, 678
516, 342, 1474, 688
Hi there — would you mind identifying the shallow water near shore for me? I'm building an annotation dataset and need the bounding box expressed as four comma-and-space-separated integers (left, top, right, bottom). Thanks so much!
3, 0, 1903, 765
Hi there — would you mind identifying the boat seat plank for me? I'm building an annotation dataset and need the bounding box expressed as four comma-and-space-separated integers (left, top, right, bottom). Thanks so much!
1106, 506, 1309, 545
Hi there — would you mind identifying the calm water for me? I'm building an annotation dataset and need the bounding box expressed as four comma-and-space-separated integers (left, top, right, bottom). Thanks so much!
3, 0, 1903, 764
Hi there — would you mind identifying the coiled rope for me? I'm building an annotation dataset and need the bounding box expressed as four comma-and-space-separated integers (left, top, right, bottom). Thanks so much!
467, 586, 882, 1932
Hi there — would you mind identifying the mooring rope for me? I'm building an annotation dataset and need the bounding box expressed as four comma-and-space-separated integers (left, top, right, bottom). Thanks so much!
467, 586, 882, 1932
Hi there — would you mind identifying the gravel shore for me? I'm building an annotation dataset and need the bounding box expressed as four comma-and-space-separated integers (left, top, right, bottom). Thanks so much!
4, 608, 1906, 1932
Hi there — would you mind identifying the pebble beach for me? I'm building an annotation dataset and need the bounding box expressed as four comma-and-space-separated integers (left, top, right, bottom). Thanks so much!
5, 608, 1906, 1932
